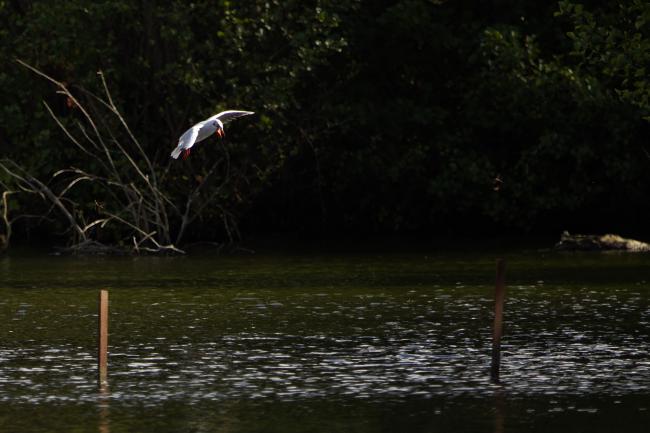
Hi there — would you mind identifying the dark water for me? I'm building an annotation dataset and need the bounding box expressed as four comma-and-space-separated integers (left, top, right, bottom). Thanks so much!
0, 248, 649, 432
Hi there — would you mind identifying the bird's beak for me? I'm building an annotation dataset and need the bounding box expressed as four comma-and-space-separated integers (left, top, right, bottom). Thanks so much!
216, 128, 225, 138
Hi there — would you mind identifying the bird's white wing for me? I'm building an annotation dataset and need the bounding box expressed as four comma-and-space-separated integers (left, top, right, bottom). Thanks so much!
212, 110, 255, 124
170, 124, 201, 159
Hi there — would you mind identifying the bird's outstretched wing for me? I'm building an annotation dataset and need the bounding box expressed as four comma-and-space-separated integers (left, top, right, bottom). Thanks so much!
211, 110, 254, 124
170, 124, 201, 159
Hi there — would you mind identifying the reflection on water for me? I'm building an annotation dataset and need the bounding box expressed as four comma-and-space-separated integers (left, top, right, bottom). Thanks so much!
0, 250, 649, 432
494, 388, 505, 433
98, 383, 110, 433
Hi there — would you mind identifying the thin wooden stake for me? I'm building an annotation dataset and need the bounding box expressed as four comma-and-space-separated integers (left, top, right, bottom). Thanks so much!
98, 290, 109, 384
491, 259, 506, 382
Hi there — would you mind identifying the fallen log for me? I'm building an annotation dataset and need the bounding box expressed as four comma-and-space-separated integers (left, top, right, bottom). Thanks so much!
555, 231, 650, 252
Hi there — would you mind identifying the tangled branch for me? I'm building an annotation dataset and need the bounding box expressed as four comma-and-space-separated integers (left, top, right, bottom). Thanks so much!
0, 60, 247, 254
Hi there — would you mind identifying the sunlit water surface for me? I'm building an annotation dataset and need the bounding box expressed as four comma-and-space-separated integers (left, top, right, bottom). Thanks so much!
1, 247, 649, 432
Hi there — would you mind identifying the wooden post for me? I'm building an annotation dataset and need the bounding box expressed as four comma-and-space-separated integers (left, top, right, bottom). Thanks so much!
491, 259, 506, 382
98, 290, 109, 385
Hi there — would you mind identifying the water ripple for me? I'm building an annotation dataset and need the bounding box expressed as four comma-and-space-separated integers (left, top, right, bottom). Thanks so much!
1, 294, 649, 405
1, 254, 649, 406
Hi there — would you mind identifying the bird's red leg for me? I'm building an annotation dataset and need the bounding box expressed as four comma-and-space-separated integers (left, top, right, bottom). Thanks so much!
182, 148, 191, 160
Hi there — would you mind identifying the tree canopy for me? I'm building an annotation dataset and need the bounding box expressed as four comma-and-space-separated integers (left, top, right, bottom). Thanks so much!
1, 1, 649, 248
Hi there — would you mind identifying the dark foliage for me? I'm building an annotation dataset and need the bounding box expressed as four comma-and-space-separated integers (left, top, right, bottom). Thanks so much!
1, 0, 649, 246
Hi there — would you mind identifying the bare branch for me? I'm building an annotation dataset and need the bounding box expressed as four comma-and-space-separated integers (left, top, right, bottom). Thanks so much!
101, 210, 184, 254
1, 190, 16, 250
0, 159, 85, 241
11, 59, 249, 254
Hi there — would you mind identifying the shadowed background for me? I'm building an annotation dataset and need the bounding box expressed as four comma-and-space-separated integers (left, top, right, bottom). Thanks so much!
1, 0, 650, 247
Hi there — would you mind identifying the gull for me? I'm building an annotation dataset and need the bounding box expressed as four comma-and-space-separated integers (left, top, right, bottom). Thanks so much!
170, 110, 254, 160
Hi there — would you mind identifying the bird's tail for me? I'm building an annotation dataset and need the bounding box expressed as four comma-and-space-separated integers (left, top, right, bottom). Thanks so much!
170, 146, 182, 159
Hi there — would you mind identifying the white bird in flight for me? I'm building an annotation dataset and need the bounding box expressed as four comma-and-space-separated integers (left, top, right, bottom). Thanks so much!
170, 110, 254, 160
